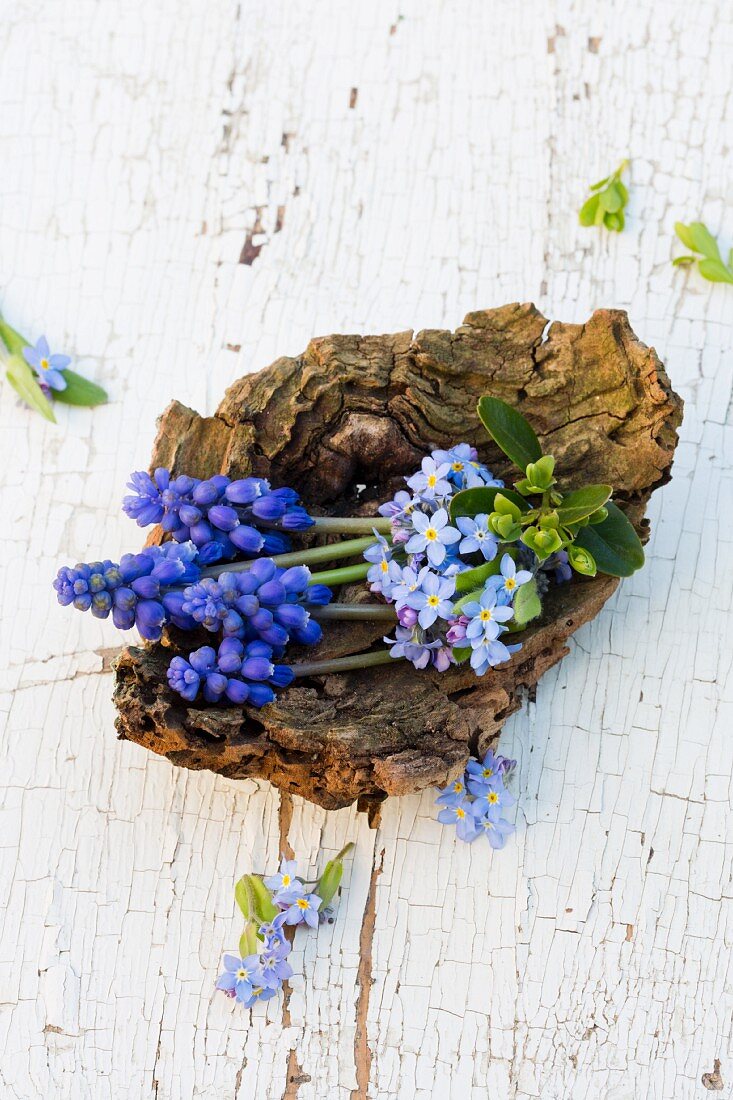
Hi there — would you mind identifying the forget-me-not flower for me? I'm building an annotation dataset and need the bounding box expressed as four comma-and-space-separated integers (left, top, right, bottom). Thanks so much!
407, 456, 452, 500
264, 858, 300, 896
488, 553, 533, 598
408, 571, 456, 629
469, 637, 519, 676
431, 443, 503, 490
472, 813, 515, 850
405, 508, 460, 568
22, 335, 70, 392
463, 586, 514, 644
282, 891, 322, 929
437, 797, 480, 842
456, 513, 499, 561
390, 564, 430, 611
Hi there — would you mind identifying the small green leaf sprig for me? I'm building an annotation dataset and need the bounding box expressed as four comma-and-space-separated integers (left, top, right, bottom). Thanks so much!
453, 396, 645, 583
0, 314, 107, 422
673, 221, 733, 285
578, 160, 629, 232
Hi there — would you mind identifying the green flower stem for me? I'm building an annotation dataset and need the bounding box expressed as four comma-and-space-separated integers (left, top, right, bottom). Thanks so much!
291, 650, 396, 677
202, 535, 379, 578
311, 603, 396, 622
307, 561, 371, 587
311, 516, 392, 535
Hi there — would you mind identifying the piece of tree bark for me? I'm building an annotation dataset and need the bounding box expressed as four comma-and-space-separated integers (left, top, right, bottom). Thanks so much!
114, 305, 682, 813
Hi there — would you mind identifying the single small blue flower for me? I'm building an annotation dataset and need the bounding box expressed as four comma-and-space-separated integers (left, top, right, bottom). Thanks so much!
390, 564, 431, 610
383, 626, 443, 669
282, 892, 322, 929
437, 797, 480, 842
466, 749, 502, 787
407, 571, 456, 629
455, 513, 499, 561
259, 939, 293, 988
238, 982, 278, 1008
435, 776, 468, 805
471, 778, 515, 819
469, 637, 521, 676
215, 953, 263, 1001
488, 553, 533, 598
463, 586, 514, 644
406, 456, 453, 500
378, 489, 418, 520
264, 858, 300, 895
259, 910, 288, 943
22, 335, 70, 391
405, 508, 460, 568
473, 813, 516, 849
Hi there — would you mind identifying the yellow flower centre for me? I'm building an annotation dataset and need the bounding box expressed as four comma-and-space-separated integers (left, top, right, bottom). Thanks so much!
425, 527, 438, 541
488, 791, 499, 804
282, 874, 291, 886
453, 781, 464, 793
427, 474, 437, 488
380, 559, 388, 572
479, 609, 493, 621
427, 594, 440, 607
483, 768, 494, 778
455, 807, 466, 819
451, 461, 464, 472
236, 969, 247, 979
253, 987, 263, 996
296, 897, 310, 910
40, 357, 50, 371
505, 577, 516, 590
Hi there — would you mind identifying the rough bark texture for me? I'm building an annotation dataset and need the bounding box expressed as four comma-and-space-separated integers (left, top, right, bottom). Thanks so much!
114, 305, 682, 811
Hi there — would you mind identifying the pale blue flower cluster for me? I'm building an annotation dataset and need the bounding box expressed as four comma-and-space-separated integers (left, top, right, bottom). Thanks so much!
368, 444, 537, 675
216, 858, 334, 1010
435, 749, 517, 847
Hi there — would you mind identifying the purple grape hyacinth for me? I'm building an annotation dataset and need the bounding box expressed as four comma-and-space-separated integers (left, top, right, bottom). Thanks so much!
122, 468, 313, 564
167, 638, 295, 706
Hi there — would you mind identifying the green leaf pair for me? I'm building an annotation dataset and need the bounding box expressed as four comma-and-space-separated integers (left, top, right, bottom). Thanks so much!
578, 160, 629, 233
472, 395, 645, 578
673, 222, 733, 285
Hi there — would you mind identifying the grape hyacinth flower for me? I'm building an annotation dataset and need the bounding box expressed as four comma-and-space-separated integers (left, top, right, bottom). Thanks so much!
405, 508, 460, 568
22, 335, 70, 392
435, 747, 517, 848
167, 638, 295, 707
53, 542, 201, 639
122, 469, 312, 565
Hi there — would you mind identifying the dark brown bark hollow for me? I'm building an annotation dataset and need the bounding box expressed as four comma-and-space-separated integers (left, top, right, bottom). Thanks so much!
113, 304, 682, 814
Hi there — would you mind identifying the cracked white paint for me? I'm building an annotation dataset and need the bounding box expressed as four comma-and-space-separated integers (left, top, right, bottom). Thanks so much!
0, 1, 731, 1097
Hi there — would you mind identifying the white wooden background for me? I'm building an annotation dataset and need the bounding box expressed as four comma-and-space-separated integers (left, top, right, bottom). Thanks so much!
1, 2, 731, 1097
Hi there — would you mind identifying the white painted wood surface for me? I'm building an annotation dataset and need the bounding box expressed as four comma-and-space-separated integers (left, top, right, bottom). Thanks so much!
1, 2, 731, 1097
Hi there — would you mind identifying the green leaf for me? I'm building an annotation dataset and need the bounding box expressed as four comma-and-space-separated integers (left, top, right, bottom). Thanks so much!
579, 194, 600, 226
452, 646, 471, 664
556, 484, 612, 525
239, 921, 260, 958
672, 255, 695, 266
599, 182, 623, 214
5, 354, 56, 422
688, 222, 721, 261
454, 558, 502, 594
512, 578, 541, 626
54, 368, 108, 406
449, 485, 528, 523
674, 221, 696, 250
452, 587, 485, 614
698, 258, 733, 284
615, 181, 629, 206
0, 316, 29, 357
234, 876, 253, 920
574, 501, 644, 577
477, 396, 542, 471
604, 210, 625, 232
567, 544, 597, 577
234, 874, 278, 924
589, 175, 610, 191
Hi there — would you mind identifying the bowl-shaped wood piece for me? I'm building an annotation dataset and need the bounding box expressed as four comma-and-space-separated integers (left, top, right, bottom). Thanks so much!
114, 304, 682, 816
